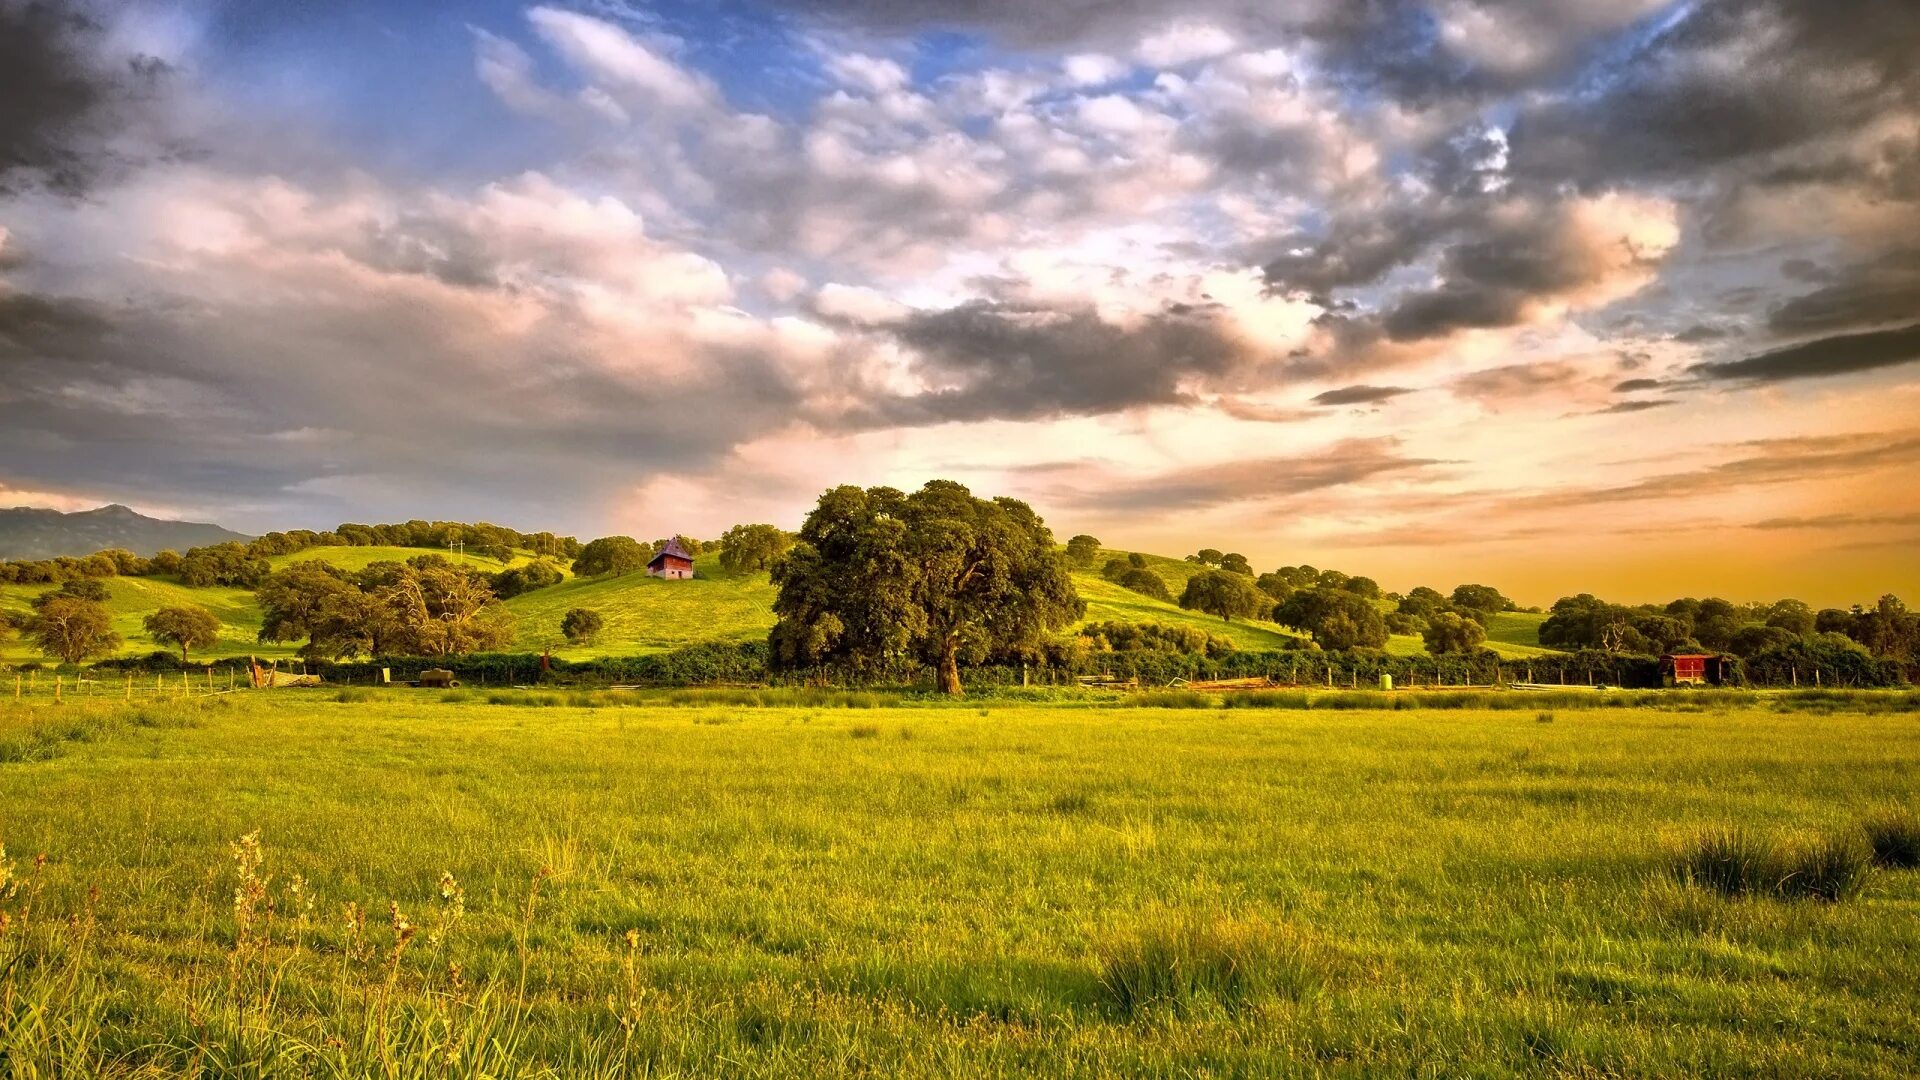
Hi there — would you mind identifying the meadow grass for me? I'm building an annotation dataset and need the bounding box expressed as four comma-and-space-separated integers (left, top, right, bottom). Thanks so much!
0, 692, 1916, 1075
503, 562, 777, 659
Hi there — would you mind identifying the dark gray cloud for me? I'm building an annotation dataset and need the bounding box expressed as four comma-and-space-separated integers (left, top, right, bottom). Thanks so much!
1690, 322, 1920, 384
1311, 384, 1414, 406
1589, 399, 1675, 415
0, 0, 169, 195
854, 300, 1258, 425
1506, 1, 1920, 191
1765, 248, 1920, 338
1050, 437, 1440, 514
0, 273, 811, 529
1612, 377, 1664, 392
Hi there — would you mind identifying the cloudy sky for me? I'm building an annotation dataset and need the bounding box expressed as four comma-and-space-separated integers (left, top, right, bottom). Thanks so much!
2, 0, 1917, 604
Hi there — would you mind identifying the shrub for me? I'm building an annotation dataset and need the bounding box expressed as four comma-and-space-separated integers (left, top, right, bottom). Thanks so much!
1863, 807, 1920, 869
849, 724, 880, 739
1117, 568, 1171, 602
1132, 690, 1212, 709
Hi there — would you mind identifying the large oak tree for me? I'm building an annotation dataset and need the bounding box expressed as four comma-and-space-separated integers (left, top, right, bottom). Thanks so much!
769, 481, 1083, 694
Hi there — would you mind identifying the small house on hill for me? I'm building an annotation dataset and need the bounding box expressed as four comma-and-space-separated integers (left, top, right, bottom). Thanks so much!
648, 537, 695, 580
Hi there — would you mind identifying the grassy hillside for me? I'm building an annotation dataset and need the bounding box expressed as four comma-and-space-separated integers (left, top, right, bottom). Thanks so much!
1484, 611, 1558, 659
3, 542, 1564, 665
1, 576, 293, 664
505, 561, 775, 658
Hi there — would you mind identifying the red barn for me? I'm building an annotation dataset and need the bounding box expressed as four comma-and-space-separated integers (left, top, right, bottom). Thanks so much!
1662, 653, 1729, 687
647, 537, 695, 580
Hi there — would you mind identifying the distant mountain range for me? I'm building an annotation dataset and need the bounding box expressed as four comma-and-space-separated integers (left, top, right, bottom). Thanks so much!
0, 505, 251, 560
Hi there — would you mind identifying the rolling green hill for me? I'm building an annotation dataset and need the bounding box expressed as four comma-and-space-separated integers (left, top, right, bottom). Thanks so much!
1, 576, 290, 664
3, 542, 1566, 666
504, 562, 775, 659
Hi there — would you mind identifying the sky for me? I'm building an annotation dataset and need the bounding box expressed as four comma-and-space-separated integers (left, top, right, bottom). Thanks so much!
1, 0, 1917, 606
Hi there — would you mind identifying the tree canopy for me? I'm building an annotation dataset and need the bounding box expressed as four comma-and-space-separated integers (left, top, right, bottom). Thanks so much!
769, 481, 1083, 694
1178, 570, 1267, 622
256, 557, 514, 659
718, 524, 794, 573
1064, 534, 1102, 568
1274, 588, 1389, 650
561, 607, 605, 645
572, 536, 649, 577
1421, 610, 1486, 655
144, 605, 221, 663
26, 596, 120, 664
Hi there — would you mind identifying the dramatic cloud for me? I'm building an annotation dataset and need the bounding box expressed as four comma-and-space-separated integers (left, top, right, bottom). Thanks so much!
0, 0, 170, 195
1690, 323, 1920, 385
857, 300, 1261, 425
0, 0, 1915, 599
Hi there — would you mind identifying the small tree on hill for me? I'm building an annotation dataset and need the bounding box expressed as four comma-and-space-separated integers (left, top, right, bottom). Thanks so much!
1101, 557, 1132, 582
561, 608, 606, 646
1451, 583, 1512, 614
26, 597, 120, 665
1217, 553, 1253, 576
144, 605, 221, 663
1065, 534, 1102, 568
718, 524, 794, 573
1422, 610, 1486, 655
573, 536, 649, 577
1117, 568, 1171, 602
1179, 570, 1267, 622
1188, 548, 1225, 567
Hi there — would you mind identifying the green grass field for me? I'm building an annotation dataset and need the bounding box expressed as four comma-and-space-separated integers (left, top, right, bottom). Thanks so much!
0, 691, 1915, 1076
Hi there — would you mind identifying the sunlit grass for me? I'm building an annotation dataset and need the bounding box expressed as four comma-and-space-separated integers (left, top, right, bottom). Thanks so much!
0, 693, 1915, 1075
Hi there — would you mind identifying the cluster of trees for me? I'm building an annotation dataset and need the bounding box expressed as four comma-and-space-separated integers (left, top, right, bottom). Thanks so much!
1099, 552, 1174, 601
1539, 592, 1918, 663
768, 482, 1082, 693
1186, 549, 1255, 576
255, 555, 516, 659
717, 524, 794, 573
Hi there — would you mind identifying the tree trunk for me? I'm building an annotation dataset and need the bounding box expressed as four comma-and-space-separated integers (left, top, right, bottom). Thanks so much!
180, 644, 189, 665
938, 636, 964, 695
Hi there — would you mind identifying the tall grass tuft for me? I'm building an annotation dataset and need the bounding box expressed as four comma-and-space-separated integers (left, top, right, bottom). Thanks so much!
1131, 690, 1214, 709
1863, 806, 1920, 869
1097, 915, 1320, 1017
1775, 833, 1872, 901
1675, 828, 1778, 898
1675, 828, 1872, 901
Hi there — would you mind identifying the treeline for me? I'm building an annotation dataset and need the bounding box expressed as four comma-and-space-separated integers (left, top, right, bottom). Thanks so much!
1076, 540, 1517, 656
83, 637, 1908, 691
0, 520, 582, 587
1538, 593, 1917, 665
